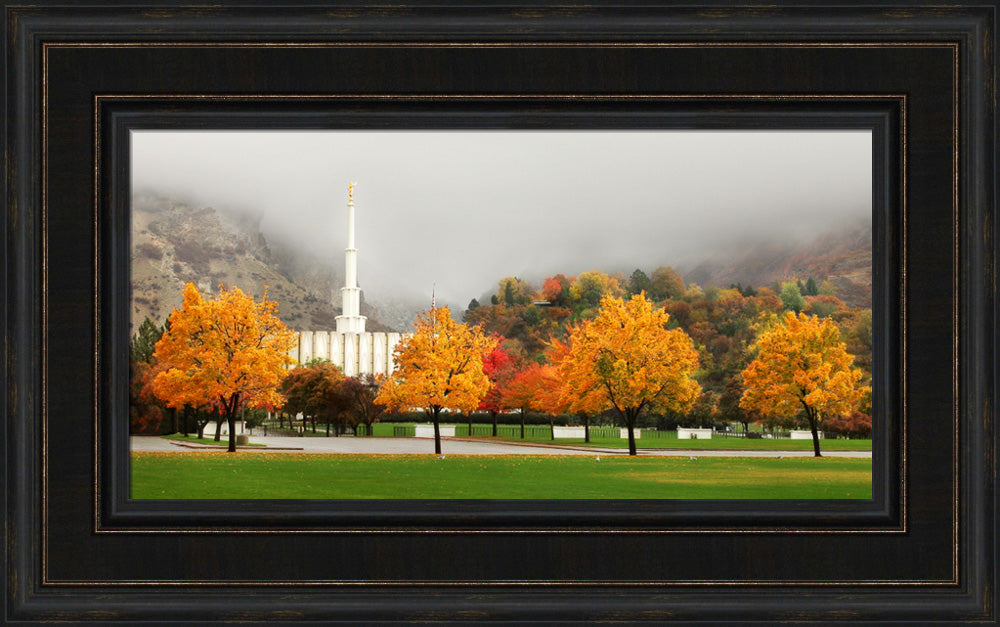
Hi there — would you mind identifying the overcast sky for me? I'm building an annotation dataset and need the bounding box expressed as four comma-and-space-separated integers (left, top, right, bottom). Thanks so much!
131, 130, 872, 308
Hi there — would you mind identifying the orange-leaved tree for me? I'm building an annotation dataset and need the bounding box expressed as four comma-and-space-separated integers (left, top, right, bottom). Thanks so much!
556, 293, 701, 455
739, 310, 868, 457
152, 283, 296, 452
544, 337, 604, 442
376, 305, 497, 454
501, 362, 562, 439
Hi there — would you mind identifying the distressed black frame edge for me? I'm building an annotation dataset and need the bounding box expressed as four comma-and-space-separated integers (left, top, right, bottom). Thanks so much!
5, 1, 996, 623
100, 99, 896, 532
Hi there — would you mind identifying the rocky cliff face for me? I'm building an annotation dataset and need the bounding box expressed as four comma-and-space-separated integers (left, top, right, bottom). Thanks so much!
130, 194, 397, 332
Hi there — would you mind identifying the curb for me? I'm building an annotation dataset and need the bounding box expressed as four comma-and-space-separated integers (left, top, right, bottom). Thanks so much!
167, 441, 304, 451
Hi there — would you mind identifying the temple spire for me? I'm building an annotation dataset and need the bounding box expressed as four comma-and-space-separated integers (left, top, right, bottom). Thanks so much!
335, 182, 367, 334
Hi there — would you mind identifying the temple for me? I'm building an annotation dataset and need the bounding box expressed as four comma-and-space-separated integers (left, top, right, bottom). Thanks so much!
288, 184, 405, 376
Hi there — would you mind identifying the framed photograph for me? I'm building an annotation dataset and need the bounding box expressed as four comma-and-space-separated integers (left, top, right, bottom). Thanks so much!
127, 128, 876, 502
5, 1, 996, 623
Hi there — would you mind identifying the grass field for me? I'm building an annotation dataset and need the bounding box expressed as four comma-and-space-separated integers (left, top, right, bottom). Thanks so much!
130, 452, 872, 499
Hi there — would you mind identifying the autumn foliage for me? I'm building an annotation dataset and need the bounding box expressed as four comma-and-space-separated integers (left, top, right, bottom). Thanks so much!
279, 361, 349, 435
822, 411, 873, 439
129, 360, 165, 434
152, 283, 296, 451
478, 337, 517, 435
554, 293, 701, 455
376, 306, 497, 453
739, 311, 868, 456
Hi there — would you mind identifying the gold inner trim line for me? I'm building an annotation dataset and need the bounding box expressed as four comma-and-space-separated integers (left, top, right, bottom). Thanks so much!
99, 93, 898, 100
46, 41, 960, 48
48, 577, 959, 587
28, 42, 951, 587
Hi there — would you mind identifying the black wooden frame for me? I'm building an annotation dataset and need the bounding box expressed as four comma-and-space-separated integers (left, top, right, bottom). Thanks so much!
4, 2, 996, 623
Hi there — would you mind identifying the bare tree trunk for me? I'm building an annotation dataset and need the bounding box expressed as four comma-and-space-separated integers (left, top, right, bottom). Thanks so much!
623, 408, 638, 456
431, 406, 442, 455
805, 405, 822, 457
214, 410, 223, 442
226, 412, 238, 452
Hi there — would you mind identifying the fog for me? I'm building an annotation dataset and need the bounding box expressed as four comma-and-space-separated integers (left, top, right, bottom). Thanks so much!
131, 130, 872, 310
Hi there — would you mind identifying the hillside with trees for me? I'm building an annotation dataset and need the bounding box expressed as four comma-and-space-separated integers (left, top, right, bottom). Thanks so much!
682, 221, 872, 308
463, 267, 873, 440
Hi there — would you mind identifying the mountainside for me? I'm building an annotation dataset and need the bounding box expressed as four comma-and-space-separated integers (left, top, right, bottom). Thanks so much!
132, 194, 873, 334
682, 221, 872, 307
130, 194, 398, 332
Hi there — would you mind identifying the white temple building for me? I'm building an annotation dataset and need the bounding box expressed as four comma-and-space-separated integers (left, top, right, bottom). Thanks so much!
335, 182, 367, 334
288, 184, 406, 376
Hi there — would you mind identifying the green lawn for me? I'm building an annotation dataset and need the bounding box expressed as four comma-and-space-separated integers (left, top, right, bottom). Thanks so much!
130, 452, 872, 499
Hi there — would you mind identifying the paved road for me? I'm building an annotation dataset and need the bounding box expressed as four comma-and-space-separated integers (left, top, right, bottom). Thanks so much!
130, 436, 871, 458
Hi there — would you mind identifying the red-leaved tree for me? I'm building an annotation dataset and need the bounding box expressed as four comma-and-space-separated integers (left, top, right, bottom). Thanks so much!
478, 336, 517, 436
822, 411, 872, 439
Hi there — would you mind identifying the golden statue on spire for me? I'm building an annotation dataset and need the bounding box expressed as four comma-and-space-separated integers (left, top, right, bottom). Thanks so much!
348, 182, 357, 203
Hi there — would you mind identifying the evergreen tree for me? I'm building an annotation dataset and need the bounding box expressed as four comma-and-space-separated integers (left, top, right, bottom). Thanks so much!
130, 317, 165, 364
627, 268, 651, 297
504, 281, 515, 305
464, 298, 480, 321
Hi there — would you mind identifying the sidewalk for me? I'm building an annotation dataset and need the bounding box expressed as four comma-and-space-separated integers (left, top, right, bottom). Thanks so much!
130, 436, 871, 458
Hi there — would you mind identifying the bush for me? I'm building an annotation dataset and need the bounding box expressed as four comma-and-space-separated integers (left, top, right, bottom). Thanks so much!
823, 411, 872, 438
137, 242, 163, 260
173, 240, 213, 273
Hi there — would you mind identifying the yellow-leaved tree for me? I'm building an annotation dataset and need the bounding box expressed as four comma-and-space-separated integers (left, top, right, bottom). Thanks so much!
376, 306, 497, 454
152, 283, 296, 452
739, 310, 868, 457
555, 293, 701, 455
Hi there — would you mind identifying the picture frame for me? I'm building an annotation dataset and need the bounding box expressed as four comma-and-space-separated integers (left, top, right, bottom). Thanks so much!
4, 2, 995, 623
